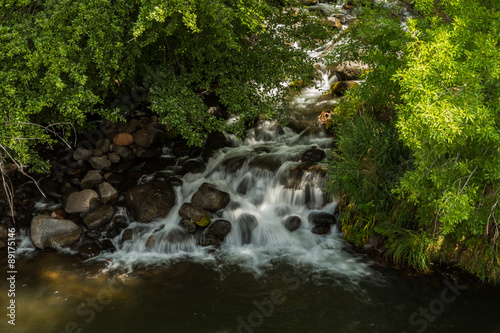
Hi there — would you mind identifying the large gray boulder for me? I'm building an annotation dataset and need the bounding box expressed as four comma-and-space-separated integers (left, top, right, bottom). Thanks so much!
191, 183, 230, 212
64, 189, 99, 213
125, 181, 176, 223
30, 216, 82, 249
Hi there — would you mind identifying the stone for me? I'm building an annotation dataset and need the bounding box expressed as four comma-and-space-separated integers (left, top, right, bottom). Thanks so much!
40, 178, 62, 199
133, 128, 159, 148
179, 219, 198, 234
73, 148, 92, 161
197, 219, 232, 246
125, 181, 176, 223
30, 215, 82, 249
135, 147, 162, 159
121, 229, 133, 243
181, 160, 206, 174
77, 242, 102, 259
178, 203, 211, 227
64, 189, 99, 213
311, 225, 331, 235
98, 182, 120, 204
108, 152, 121, 163
309, 212, 337, 226
238, 214, 257, 245
96, 138, 111, 153
301, 148, 326, 163
101, 239, 116, 252
191, 183, 230, 212
335, 61, 369, 81
205, 132, 233, 150
92, 149, 103, 157
250, 155, 284, 172
325, 16, 342, 29
50, 208, 67, 220
83, 205, 116, 230
80, 170, 103, 189
112, 145, 133, 159
113, 132, 134, 146
89, 156, 111, 170
285, 118, 307, 133
282, 215, 302, 232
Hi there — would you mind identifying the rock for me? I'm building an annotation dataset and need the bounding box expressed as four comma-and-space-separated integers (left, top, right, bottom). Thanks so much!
77, 242, 101, 259
328, 80, 359, 96
121, 229, 133, 243
335, 61, 369, 81
73, 148, 92, 161
205, 132, 233, 150
80, 170, 103, 189
101, 239, 116, 252
238, 214, 257, 244
103, 173, 123, 185
166, 228, 192, 243
285, 118, 307, 133
89, 156, 111, 170
64, 189, 99, 213
282, 215, 301, 232
50, 208, 67, 220
181, 160, 206, 174
92, 149, 103, 157
311, 224, 331, 235
301, 148, 326, 163
112, 145, 133, 159
97, 182, 120, 204
83, 205, 116, 230
40, 178, 62, 199
117, 121, 137, 134
191, 183, 230, 212
143, 157, 176, 173
133, 128, 159, 148
96, 138, 111, 153
198, 219, 232, 246
30, 216, 82, 249
302, 0, 318, 5
108, 152, 121, 163
113, 133, 134, 146
125, 181, 176, 223
325, 16, 342, 29
178, 203, 211, 227
135, 147, 162, 159
309, 212, 337, 226
179, 219, 198, 234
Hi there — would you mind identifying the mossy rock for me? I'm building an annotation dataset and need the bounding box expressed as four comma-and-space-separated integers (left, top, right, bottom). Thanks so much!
327, 81, 359, 96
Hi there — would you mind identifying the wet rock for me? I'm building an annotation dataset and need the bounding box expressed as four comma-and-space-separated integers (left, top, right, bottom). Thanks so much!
282, 215, 302, 232
30, 215, 82, 249
179, 219, 198, 234
250, 155, 283, 172
166, 176, 183, 187
238, 214, 257, 244
198, 219, 232, 246
103, 173, 124, 185
89, 156, 111, 170
143, 157, 176, 173
77, 242, 102, 259
309, 212, 337, 227
125, 181, 176, 223
83, 205, 116, 230
178, 203, 211, 227
205, 131, 233, 150
191, 183, 230, 212
112, 215, 129, 229
50, 208, 67, 220
285, 118, 307, 133
73, 148, 92, 161
97, 182, 120, 204
96, 138, 111, 153
335, 61, 369, 81
121, 229, 133, 243
301, 148, 326, 163
113, 132, 134, 146
222, 156, 249, 174
92, 149, 103, 157
64, 189, 99, 213
112, 156, 136, 173
181, 160, 206, 174
101, 239, 116, 252
311, 224, 331, 235
166, 228, 192, 243
80, 170, 103, 189
236, 174, 255, 195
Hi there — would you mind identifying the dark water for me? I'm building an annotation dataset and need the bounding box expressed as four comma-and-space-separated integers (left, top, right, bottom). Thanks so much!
1, 251, 499, 333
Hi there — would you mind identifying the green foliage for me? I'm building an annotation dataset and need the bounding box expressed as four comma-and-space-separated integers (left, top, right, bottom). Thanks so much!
0, 0, 334, 171
326, 0, 500, 283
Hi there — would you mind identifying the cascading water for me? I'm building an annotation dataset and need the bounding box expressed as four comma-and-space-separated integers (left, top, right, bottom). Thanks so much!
98, 122, 372, 280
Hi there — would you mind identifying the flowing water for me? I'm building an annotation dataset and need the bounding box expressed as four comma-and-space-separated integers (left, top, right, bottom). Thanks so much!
2, 3, 500, 333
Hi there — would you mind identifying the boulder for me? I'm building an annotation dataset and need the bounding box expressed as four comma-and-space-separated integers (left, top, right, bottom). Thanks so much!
97, 182, 120, 204
77, 242, 102, 259
282, 215, 302, 232
197, 219, 232, 246
40, 178, 62, 199
191, 183, 230, 212
178, 203, 211, 227
135, 147, 162, 159
113, 132, 134, 146
311, 225, 331, 235
73, 148, 92, 161
92, 149, 103, 157
30, 215, 82, 249
80, 170, 103, 189
96, 138, 111, 153
181, 160, 206, 174
309, 212, 337, 226
125, 181, 176, 223
179, 219, 198, 234
301, 148, 326, 163
108, 152, 121, 163
133, 128, 160, 148
64, 189, 99, 213
335, 61, 369, 81
89, 156, 111, 170
205, 131, 233, 150
285, 118, 307, 133
83, 205, 116, 230
112, 145, 133, 159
